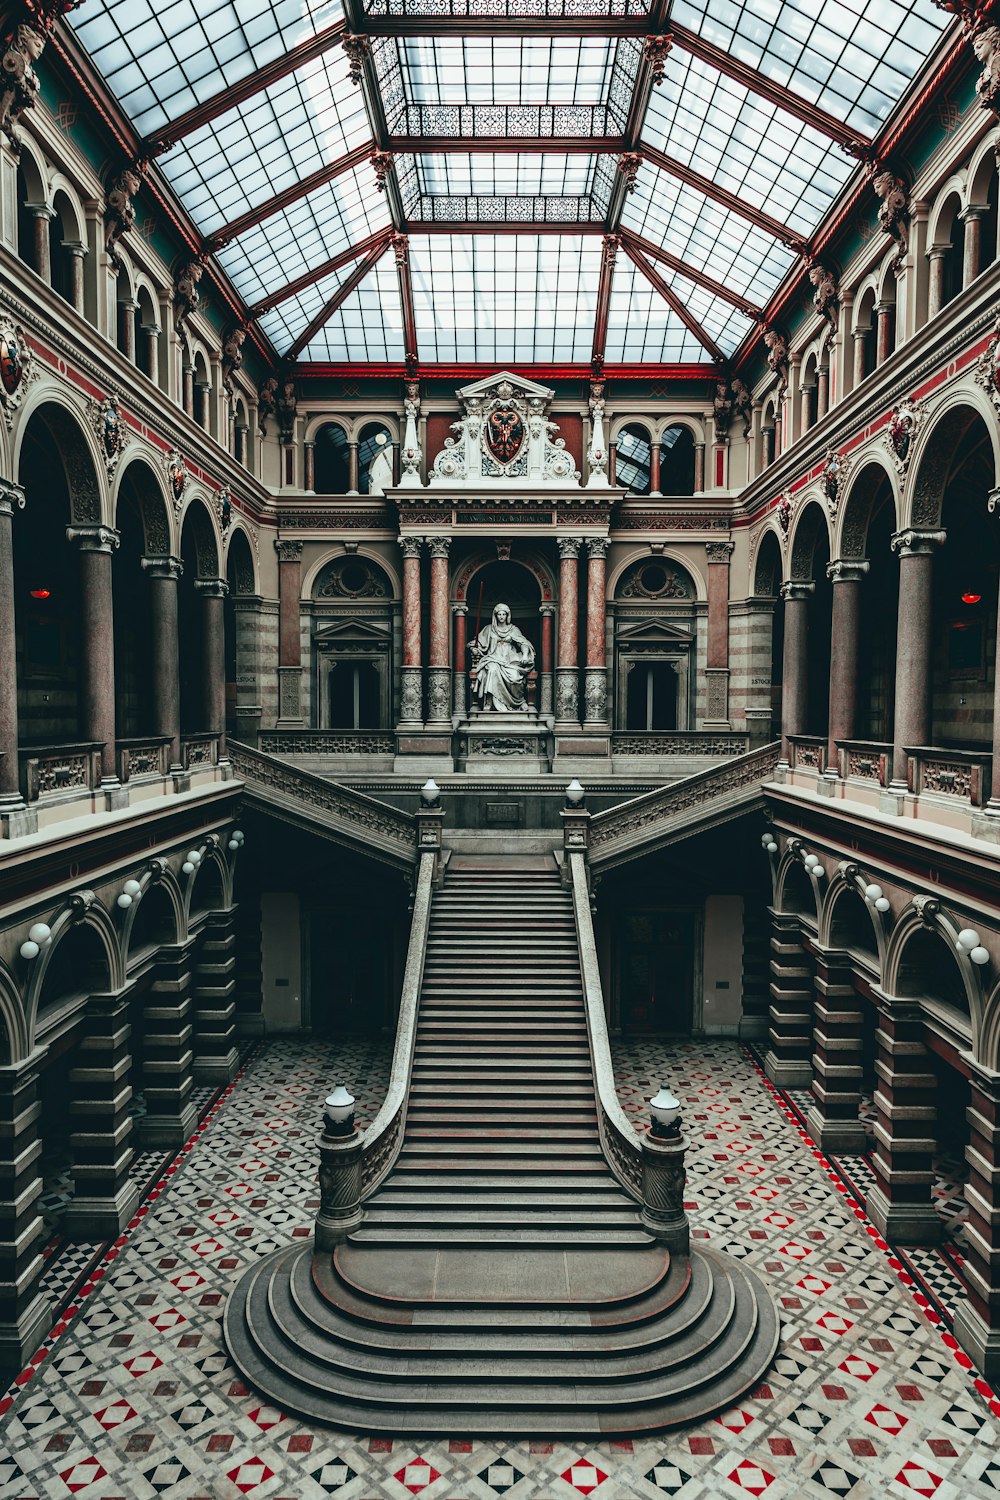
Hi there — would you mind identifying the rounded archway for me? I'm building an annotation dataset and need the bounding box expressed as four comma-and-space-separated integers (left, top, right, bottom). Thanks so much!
114, 461, 172, 742
178, 500, 221, 738
659, 425, 695, 496
225, 529, 258, 737
464, 559, 543, 711
752, 529, 784, 737
616, 423, 652, 495
838, 462, 899, 744
789, 502, 832, 737
313, 423, 350, 493
612, 555, 697, 732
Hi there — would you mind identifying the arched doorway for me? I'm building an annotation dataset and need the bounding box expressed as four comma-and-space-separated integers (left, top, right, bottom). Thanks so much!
611, 555, 697, 732
178, 500, 222, 745
788, 503, 833, 738
225, 530, 259, 738
752, 531, 784, 739
310, 554, 395, 730
313, 423, 350, 493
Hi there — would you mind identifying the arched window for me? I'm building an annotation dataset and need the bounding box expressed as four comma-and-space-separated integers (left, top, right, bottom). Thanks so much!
313, 424, 351, 493
659, 425, 695, 495
616, 424, 652, 495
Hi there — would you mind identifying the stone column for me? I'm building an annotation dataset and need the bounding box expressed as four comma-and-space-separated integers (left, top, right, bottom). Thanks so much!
452, 604, 468, 718
275, 539, 304, 727
816, 364, 830, 421
235, 421, 248, 467
779, 580, 814, 763
119, 299, 137, 363
953, 1060, 1000, 1377
826, 559, 869, 772
63, 241, 86, 313
764, 914, 814, 1088
852, 327, 868, 386
64, 991, 140, 1238
805, 948, 868, 1152
195, 382, 211, 432
0, 480, 32, 829
608, 443, 616, 487
192, 910, 239, 1084
875, 302, 894, 365
399, 536, 424, 728
304, 441, 315, 493
761, 426, 774, 469
68, 524, 121, 787
649, 437, 661, 496
961, 206, 987, 287
799, 384, 813, 439
693, 442, 705, 493
866, 994, 941, 1244
584, 537, 609, 728
139, 940, 197, 1147
195, 577, 228, 759
30, 205, 53, 282
539, 604, 554, 717
0, 1051, 50, 1375
556, 538, 581, 726
141, 555, 182, 771
140, 324, 159, 382
348, 442, 359, 495
426, 536, 451, 728
989, 519, 1000, 806
705, 541, 733, 728
927, 247, 948, 318
182, 363, 195, 420
889, 529, 945, 786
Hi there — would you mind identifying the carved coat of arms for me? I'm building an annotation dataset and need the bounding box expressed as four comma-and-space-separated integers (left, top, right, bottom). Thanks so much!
484, 405, 525, 465
164, 448, 188, 516
0, 314, 35, 427
776, 491, 793, 536
885, 396, 923, 474
821, 447, 851, 517
87, 392, 130, 480
975, 310, 1000, 420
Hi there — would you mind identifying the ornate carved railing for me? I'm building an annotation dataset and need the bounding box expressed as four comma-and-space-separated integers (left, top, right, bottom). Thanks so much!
359, 849, 435, 1198
906, 745, 992, 807
836, 739, 892, 787
18, 741, 103, 803
258, 729, 396, 756
588, 741, 781, 871
567, 849, 643, 1202
787, 735, 826, 771
181, 733, 219, 770
228, 740, 416, 869
611, 730, 750, 757
116, 736, 171, 782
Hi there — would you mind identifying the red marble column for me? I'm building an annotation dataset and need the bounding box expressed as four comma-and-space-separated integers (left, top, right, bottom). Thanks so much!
817, 364, 830, 420
399, 535, 423, 726
853, 329, 868, 386
826, 558, 868, 772
426, 536, 451, 727
779, 580, 814, 763
539, 604, 554, 717
275, 538, 304, 726
65, 243, 86, 313
142, 555, 182, 770
761, 426, 774, 469
453, 604, 468, 717
876, 302, 894, 365
31, 207, 52, 282
556, 538, 580, 725
69, 524, 120, 785
890, 528, 944, 786
584, 537, 608, 726
304, 442, 315, 492
195, 578, 228, 758
183, 364, 195, 420
693, 442, 705, 493
962, 206, 985, 287
649, 438, 661, 496
927, 248, 948, 318
348, 443, 359, 494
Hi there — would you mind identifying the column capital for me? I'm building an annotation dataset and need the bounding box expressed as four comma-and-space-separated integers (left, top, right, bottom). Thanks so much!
875, 300, 894, 315
274, 539, 303, 562
66, 524, 120, 553
960, 204, 989, 224
557, 537, 582, 559
399, 535, 423, 559
61, 239, 87, 259
925, 244, 950, 261
586, 537, 608, 559
705, 540, 734, 563
539, 603, 555, 617
303, 439, 315, 449
452, 602, 468, 616
194, 576, 228, 598
0, 478, 25, 516
780, 579, 815, 601
28, 202, 54, 222
427, 535, 451, 558
827, 557, 870, 583
891, 527, 946, 557
141, 554, 183, 580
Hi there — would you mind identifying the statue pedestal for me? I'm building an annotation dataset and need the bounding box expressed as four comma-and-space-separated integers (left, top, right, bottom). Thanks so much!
456, 710, 552, 773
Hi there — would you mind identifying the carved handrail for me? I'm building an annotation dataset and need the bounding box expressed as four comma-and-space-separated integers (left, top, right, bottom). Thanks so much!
228, 739, 416, 867
568, 849, 643, 1202
588, 741, 781, 868
836, 738, 892, 786
611, 731, 750, 756
18, 741, 103, 802
258, 729, 396, 755
905, 744, 992, 807
359, 849, 435, 1197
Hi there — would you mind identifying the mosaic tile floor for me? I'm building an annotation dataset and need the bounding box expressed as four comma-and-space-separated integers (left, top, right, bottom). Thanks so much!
3, 1036, 1000, 1499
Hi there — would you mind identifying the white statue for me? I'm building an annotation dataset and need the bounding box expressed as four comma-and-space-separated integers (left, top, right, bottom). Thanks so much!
469, 603, 535, 712
367, 431, 393, 495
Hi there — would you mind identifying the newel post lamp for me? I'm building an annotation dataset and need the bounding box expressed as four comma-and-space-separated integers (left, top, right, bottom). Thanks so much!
314, 1085, 364, 1250
416, 778, 445, 882
640, 1082, 690, 1254
562, 779, 590, 856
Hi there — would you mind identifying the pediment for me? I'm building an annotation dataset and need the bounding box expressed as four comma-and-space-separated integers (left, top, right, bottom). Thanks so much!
455, 370, 554, 403
313, 618, 392, 644
616, 618, 694, 646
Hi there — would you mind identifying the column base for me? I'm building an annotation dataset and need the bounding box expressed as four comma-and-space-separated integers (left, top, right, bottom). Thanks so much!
737, 1015, 769, 1041
62, 1180, 141, 1240
0, 797, 38, 838
639, 1208, 690, 1255
805, 1107, 868, 1155
192, 1047, 240, 1086
0, 1291, 52, 1377
103, 778, 129, 812
953, 1299, 1000, 1379
425, 667, 451, 731
972, 802, 1000, 844
138, 1102, 198, 1150
764, 1052, 812, 1088
865, 1184, 943, 1245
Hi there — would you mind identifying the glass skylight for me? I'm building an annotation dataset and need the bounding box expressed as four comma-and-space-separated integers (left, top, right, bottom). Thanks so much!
655, 267, 757, 357
398, 37, 617, 105
671, 0, 950, 135
69, 0, 343, 139
416, 153, 597, 198
409, 235, 600, 363
606, 260, 710, 363
299, 254, 404, 362
642, 52, 854, 240
258, 262, 360, 354
160, 50, 370, 237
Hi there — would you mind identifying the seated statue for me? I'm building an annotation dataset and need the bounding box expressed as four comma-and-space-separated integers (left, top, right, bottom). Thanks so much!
470, 603, 535, 712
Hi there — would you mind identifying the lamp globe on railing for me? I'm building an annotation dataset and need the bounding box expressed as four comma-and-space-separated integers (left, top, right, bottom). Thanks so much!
227, 828, 246, 852
565, 779, 585, 807
324, 1085, 356, 1137
956, 928, 980, 954
649, 1083, 682, 1139
420, 778, 440, 807
864, 883, 883, 906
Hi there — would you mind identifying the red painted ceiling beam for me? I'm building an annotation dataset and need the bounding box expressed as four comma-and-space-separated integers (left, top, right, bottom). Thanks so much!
642, 143, 806, 250
623, 239, 724, 364
207, 142, 374, 249
621, 228, 762, 319
406, 221, 608, 235
249, 228, 393, 316
393, 234, 419, 365
591, 234, 619, 370
296, 361, 717, 380
287, 239, 388, 359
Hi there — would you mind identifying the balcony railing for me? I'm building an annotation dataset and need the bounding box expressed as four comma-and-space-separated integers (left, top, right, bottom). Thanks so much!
787, 735, 827, 771
258, 729, 396, 756
181, 733, 220, 770
836, 739, 892, 787
116, 736, 171, 782
18, 741, 103, 803
906, 745, 992, 807
611, 730, 750, 756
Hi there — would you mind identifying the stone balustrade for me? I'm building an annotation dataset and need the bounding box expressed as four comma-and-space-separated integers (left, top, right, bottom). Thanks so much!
905, 745, 992, 807
18, 741, 103, 803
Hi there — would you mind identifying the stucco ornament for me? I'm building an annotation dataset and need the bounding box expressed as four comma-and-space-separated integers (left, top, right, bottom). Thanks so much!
163, 448, 188, 517
865, 157, 910, 272
884, 396, 924, 474
821, 447, 852, 517
974, 308, 1000, 420
776, 491, 794, 539
763, 328, 789, 391
730, 377, 752, 438
0, 312, 35, 428
87, 391, 130, 480
934, 1, 1000, 118
105, 160, 147, 271
173, 256, 205, 348
0, 1, 74, 155
430, 371, 580, 487
257, 376, 278, 436
806, 257, 839, 339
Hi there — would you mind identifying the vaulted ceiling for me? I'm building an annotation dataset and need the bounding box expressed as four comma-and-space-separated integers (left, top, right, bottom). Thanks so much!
68, 0, 951, 372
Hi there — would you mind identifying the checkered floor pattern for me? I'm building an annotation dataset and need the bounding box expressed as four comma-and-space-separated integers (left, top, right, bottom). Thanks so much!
2, 1036, 1000, 1499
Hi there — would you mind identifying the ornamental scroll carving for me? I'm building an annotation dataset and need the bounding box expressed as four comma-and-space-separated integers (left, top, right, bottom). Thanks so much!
430, 371, 580, 487
884, 396, 925, 477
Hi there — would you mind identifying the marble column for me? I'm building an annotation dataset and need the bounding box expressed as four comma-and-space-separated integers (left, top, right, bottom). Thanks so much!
192, 911, 239, 1084
805, 948, 868, 1152
195, 382, 210, 432
761, 426, 774, 469
764, 914, 814, 1088
119, 299, 137, 364
0, 1052, 50, 1374
779, 580, 814, 763
927, 247, 949, 318
608, 444, 616, 487
889, 528, 945, 786
875, 302, 894, 366
304, 441, 315, 493
182, 363, 195, 420
139, 940, 197, 1147
817, 364, 830, 421
140, 324, 159, 383
426, 536, 451, 728
705, 541, 733, 727
30, 206, 52, 283
0, 481, 28, 818
693, 442, 705, 494
953, 1060, 1000, 1377
539, 603, 554, 717
64, 991, 140, 1238
989, 519, 1000, 805
63, 241, 86, 313
556, 538, 581, 726
799, 384, 813, 439
68, 524, 120, 786
399, 536, 424, 728
235, 421, 248, 468
275, 539, 304, 726
866, 995, 941, 1244
452, 604, 468, 718
142, 555, 183, 771
348, 442, 359, 495
826, 559, 869, 772
195, 577, 228, 759
852, 328, 868, 386
584, 538, 609, 728
962, 206, 987, 287
649, 437, 661, 497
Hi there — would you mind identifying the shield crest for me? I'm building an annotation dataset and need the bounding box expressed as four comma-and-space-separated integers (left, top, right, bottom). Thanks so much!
485, 405, 525, 465
0, 333, 22, 396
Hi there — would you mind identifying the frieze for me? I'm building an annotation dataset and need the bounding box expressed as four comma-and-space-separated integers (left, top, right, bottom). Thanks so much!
278, 510, 394, 529
613, 513, 730, 531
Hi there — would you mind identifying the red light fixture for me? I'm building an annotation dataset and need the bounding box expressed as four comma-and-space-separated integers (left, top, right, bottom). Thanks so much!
961, 592, 982, 604
29, 588, 51, 600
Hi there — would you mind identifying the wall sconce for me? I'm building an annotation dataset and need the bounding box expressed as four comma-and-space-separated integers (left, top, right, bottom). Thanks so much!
19, 922, 52, 960
956, 928, 991, 965
116, 878, 142, 910
181, 849, 203, 876
227, 828, 245, 852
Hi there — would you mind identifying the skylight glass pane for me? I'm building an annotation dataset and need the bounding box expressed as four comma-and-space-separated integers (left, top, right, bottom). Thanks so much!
216, 164, 391, 306
416, 153, 596, 198
410, 235, 600, 363
605, 260, 708, 363
642, 52, 854, 239
299, 254, 404, 362
621, 162, 796, 307
398, 37, 616, 105
656, 268, 756, 358
70, 0, 343, 138
160, 50, 370, 236
670, 0, 949, 134
257, 262, 358, 354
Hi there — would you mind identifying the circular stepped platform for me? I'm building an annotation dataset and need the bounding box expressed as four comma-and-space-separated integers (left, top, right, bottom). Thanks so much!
224, 1240, 779, 1436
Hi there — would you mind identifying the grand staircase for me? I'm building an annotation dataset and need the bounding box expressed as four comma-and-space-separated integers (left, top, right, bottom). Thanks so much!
225, 856, 778, 1434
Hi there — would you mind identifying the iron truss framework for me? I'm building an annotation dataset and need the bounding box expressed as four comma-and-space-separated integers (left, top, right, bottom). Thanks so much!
65, 0, 953, 372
